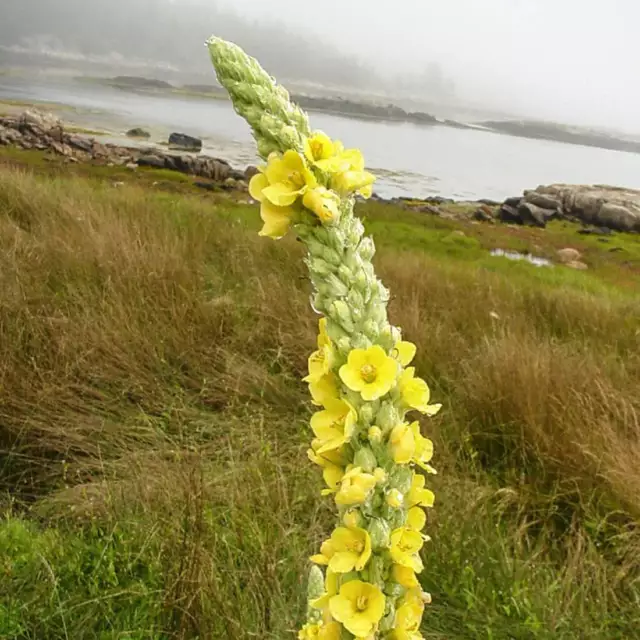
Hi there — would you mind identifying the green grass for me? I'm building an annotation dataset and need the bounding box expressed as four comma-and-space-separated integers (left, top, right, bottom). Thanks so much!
0, 154, 639, 638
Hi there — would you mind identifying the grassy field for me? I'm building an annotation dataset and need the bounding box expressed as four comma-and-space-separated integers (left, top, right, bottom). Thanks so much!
0, 148, 639, 639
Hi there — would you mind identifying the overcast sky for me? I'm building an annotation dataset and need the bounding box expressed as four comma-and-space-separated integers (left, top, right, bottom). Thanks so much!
216, 0, 640, 130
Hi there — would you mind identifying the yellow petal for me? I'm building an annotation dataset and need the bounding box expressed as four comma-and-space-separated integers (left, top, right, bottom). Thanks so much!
262, 182, 302, 207
328, 550, 358, 573
258, 202, 293, 239
395, 341, 417, 367
407, 507, 426, 531
248, 172, 268, 202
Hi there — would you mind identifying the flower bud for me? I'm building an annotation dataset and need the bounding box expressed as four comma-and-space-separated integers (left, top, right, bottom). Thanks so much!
367, 518, 391, 550
377, 402, 399, 431
358, 237, 376, 261
353, 447, 377, 473
374, 467, 388, 484
368, 426, 382, 443
342, 509, 362, 529
307, 565, 325, 602
389, 466, 413, 494
386, 489, 404, 509
329, 300, 354, 333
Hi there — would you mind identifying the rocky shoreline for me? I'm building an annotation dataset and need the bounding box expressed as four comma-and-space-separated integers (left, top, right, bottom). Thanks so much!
1, 110, 639, 234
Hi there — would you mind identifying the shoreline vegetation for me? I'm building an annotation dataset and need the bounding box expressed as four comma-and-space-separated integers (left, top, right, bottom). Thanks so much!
79, 75, 640, 155
0, 134, 639, 638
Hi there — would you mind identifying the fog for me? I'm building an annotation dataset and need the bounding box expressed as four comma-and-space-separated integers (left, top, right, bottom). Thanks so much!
1, 0, 639, 131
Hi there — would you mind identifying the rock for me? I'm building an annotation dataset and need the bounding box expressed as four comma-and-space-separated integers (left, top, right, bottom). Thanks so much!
418, 204, 442, 215
67, 135, 94, 154
126, 128, 150, 138
526, 184, 640, 232
478, 198, 501, 206
517, 202, 557, 227
19, 110, 62, 132
473, 205, 495, 222
244, 165, 260, 180
168, 132, 202, 151
194, 180, 218, 192
498, 203, 521, 224
223, 177, 238, 190
566, 260, 588, 270
557, 248, 582, 263
578, 226, 614, 236
125, 162, 138, 170
0, 124, 23, 145
524, 192, 562, 211
137, 155, 166, 169
504, 196, 523, 208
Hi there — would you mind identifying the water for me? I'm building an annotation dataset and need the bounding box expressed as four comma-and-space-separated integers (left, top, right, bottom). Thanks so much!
3, 76, 640, 201
490, 249, 552, 267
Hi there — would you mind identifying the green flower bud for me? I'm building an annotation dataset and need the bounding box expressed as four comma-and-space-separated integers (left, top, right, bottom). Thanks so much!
329, 300, 354, 333
358, 237, 376, 261
368, 518, 391, 550
307, 565, 325, 602
377, 402, 399, 431
353, 446, 377, 472
389, 465, 413, 494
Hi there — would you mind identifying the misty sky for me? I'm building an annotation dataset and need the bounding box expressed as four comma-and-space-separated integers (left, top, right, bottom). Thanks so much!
216, 0, 640, 130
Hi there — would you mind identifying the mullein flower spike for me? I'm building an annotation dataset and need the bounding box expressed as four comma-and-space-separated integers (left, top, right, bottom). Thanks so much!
207, 36, 441, 639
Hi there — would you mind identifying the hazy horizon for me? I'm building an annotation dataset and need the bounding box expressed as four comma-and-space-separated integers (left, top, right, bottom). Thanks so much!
1, 0, 639, 133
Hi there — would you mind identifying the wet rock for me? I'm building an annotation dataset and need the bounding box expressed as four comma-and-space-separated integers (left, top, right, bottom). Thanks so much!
126, 128, 151, 138
168, 132, 202, 151
137, 155, 166, 169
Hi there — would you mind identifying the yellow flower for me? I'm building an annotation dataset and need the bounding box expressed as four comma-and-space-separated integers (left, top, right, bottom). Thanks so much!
390, 527, 424, 573
304, 343, 335, 384
307, 442, 344, 491
332, 168, 376, 198
334, 466, 377, 505
249, 169, 297, 238
407, 473, 435, 509
389, 598, 425, 640
310, 538, 336, 566
394, 340, 417, 366
409, 422, 436, 473
317, 317, 331, 349
310, 568, 339, 611
311, 398, 357, 454
389, 423, 415, 464
309, 373, 340, 407
406, 506, 427, 532
304, 131, 338, 166
392, 564, 420, 588
303, 187, 341, 224
298, 620, 342, 640
319, 526, 372, 573
339, 345, 398, 401
398, 368, 442, 416
252, 150, 317, 207
329, 580, 386, 637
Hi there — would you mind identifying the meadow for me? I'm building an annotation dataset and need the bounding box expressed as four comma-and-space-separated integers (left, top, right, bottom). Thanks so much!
0, 148, 639, 639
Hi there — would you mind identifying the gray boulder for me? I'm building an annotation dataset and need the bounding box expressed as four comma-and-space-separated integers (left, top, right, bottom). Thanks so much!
531, 184, 640, 232
168, 132, 202, 151
126, 128, 150, 138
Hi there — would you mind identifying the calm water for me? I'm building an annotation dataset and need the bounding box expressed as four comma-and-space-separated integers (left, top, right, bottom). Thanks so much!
3, 77, 640, 201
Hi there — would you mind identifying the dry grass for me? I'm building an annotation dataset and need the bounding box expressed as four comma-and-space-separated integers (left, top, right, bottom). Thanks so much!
1, 165, 639, 638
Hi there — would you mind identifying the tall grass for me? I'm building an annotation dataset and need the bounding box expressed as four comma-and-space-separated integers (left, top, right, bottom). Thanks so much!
0, 166, 639, 638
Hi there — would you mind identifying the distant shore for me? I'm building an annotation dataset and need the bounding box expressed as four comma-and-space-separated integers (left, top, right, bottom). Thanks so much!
80, 75, 640, 156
